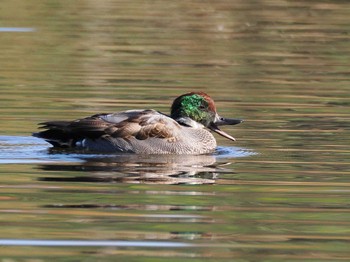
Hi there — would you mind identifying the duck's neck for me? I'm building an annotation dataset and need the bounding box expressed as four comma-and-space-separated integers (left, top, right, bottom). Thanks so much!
175, 117, 204, 129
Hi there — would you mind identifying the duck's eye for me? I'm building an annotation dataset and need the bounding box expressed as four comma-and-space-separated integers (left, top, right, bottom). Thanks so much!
199, 104, 206, 110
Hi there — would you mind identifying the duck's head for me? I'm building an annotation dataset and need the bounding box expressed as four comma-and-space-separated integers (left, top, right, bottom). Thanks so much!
170, 92, 243, 141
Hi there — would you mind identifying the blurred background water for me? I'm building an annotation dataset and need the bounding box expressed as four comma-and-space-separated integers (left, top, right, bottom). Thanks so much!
0, 0, 349, 261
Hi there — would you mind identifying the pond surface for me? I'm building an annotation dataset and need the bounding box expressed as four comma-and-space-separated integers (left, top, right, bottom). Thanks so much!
1, 0, 350, 261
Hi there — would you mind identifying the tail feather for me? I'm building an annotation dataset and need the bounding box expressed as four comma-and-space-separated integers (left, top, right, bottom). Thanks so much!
38, 121, 71, 129
33, 118, 112, 148
33, 121, 76, 148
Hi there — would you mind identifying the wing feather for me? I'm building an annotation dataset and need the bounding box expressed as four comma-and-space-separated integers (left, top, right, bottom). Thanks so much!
35, 109, 181, 148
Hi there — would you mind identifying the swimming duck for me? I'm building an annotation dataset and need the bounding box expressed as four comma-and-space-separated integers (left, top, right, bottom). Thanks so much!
33, 92, 242, 154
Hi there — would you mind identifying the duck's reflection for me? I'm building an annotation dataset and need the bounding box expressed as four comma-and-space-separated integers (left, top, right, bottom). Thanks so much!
38, 153, 231, 184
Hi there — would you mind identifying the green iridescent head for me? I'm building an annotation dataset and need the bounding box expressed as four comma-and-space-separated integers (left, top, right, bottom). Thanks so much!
170, 92, 243, 141
170, 92, 216, 126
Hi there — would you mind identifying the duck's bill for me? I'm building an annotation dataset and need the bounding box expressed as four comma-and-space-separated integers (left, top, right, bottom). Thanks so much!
209, 123, 236, 142
215, 116, 243, 126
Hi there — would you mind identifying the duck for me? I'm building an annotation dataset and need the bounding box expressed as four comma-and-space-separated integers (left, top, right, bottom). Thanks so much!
33, 92, 243, 154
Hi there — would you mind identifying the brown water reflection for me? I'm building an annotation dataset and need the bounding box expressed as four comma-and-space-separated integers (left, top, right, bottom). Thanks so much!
1, 0, 350, 261
38, 154, 223, 185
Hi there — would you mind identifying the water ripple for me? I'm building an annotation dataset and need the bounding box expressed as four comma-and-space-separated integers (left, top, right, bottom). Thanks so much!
0, 239, 191, 247
0, 136, 255, 164
0, 27, 36, 32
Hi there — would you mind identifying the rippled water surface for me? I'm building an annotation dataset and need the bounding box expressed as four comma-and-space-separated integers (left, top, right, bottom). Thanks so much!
1, 0, 350, 261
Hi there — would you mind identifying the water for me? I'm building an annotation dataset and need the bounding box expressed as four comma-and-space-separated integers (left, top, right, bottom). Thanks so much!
1, 0, 350, 260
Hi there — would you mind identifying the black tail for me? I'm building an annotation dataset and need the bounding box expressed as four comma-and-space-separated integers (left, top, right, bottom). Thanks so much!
33, 121, 75, 148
